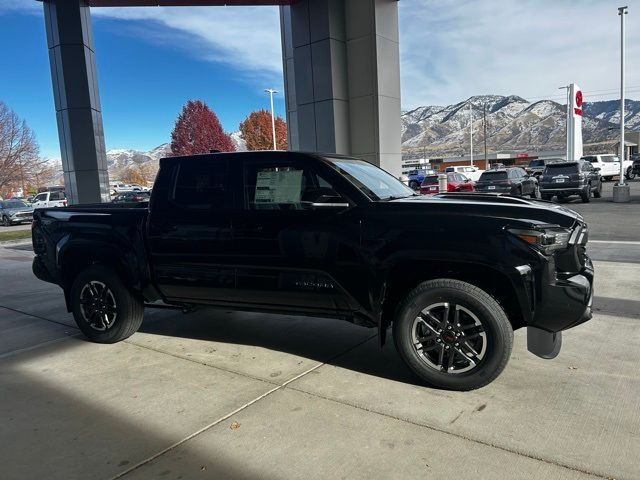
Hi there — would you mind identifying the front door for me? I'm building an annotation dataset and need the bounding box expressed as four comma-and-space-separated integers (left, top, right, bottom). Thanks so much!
147, 157, 235, 303
230, 155, 361, 314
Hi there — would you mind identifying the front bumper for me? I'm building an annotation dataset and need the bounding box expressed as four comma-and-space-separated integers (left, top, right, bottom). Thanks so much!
531, 255, 594, 333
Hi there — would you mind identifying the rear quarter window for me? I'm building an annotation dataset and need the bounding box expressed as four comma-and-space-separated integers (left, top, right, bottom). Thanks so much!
544, 164, 579, 175
479, 171, 507, 181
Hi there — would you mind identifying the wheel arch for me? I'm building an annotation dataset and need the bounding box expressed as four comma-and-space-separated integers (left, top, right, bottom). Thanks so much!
380, 260, 526, 342
57, 239, 142, 311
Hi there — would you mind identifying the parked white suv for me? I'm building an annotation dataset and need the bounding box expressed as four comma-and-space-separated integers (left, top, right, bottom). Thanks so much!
580, 155, 623, 181
31, 190, 68, 208
444, 165, 484, 181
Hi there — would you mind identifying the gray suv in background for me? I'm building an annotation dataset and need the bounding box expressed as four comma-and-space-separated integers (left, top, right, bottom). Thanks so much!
526, 158, 563, 177
539, 160, 602, 203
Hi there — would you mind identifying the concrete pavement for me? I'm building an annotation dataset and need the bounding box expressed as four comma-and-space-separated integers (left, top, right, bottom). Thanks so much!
1, 196, 640, 479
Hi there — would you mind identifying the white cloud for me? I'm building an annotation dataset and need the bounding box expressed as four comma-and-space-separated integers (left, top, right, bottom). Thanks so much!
399, 0, 640, 108
92, 6, 283, 86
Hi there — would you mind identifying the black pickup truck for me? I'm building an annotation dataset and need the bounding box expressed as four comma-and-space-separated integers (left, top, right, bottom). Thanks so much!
32, 151, 594, 390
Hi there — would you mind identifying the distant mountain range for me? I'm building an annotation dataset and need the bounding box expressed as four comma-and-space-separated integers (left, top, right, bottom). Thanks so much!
401, 95, 640, 156
102, 97, 640, 175
105, 132, 247, 180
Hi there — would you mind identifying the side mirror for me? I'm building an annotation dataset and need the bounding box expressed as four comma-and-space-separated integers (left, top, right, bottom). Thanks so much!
302, 188, 349, 209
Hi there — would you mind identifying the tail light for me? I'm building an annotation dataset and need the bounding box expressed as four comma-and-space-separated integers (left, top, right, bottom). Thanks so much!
63, 200, 68, 206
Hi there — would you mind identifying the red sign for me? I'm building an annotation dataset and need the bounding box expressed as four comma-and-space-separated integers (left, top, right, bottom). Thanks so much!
574, 90, 583, 116
516, 153, 528, 158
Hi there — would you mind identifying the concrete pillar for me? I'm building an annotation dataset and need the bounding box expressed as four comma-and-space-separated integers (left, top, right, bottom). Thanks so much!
280, 0, 401, 177
43, 0, 110, 204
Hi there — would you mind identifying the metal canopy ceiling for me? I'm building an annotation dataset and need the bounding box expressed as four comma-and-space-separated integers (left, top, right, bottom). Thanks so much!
86, 0, 295, 6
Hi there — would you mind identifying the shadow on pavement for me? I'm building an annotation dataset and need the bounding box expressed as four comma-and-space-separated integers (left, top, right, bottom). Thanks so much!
138, 308, 424, 387
593, 296, 640, 319
0, 339, 275, 480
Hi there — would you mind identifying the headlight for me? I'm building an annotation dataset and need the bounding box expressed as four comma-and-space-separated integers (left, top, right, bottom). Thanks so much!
508, 226, 571, 255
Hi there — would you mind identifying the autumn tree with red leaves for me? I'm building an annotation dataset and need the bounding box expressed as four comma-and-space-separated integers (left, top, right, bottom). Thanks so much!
239, 109, 287, 151
170, 100, 235, 156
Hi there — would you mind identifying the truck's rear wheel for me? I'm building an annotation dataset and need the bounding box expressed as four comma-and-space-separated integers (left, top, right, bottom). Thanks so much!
393, 279, 513, 391
70, 265, 144, 343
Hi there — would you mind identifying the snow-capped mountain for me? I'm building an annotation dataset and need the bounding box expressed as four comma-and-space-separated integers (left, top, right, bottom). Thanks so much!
402, 95, 639, 155
582, 99, 640, 130
106, 143, 171, 170
230, 131, 247, 151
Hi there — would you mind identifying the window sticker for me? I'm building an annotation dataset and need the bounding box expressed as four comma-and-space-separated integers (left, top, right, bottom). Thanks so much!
254, 169, 303, 204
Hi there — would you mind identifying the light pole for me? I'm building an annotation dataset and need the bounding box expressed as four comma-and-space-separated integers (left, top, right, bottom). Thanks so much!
619, 6, 628, 185
614, 6, 630, 202
264, 88, 278, 150
469, 103, 473, 166
558, 85, 570, 160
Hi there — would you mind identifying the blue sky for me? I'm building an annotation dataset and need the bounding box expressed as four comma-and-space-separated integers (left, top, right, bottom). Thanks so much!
0, 0, 638, 159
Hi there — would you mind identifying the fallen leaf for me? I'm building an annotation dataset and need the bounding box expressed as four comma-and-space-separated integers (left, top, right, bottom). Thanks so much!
568, 366, 578, 370
230, 421, 241, 430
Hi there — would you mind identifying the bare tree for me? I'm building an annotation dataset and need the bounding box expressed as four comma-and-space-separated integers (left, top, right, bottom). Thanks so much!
0, 101, 44, 195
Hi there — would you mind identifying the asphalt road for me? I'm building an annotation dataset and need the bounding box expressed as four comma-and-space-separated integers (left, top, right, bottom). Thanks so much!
0, 187, 639, 480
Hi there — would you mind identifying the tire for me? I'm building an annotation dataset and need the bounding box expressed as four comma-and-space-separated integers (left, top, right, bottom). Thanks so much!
70, 265, 144, 343
392, 279, 513, 391
409, 181, 420, 191
593, 180, 602, 198
626, 167, 636, 180
604, 176, 612, 182
2, 216, 11, 227
580, 185, 591, 203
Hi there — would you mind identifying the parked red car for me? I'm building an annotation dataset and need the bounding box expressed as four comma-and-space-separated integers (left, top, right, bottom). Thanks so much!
420, 173, 475, 195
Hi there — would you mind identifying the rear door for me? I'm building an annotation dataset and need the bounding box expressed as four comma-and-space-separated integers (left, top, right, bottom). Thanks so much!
147, 157, 236, 303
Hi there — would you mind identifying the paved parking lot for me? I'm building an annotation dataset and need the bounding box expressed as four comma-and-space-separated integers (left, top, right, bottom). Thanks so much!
1, 182, 639, 480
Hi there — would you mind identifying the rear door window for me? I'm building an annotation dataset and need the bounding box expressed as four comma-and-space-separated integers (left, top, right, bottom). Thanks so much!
172, 160, 229, 210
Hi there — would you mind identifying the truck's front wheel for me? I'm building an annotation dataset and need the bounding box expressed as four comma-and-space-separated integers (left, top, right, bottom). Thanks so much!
393, 279, 513, 391
70, 265, 144, 343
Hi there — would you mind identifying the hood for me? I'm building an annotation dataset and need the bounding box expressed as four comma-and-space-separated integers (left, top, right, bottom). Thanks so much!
388, 193, 581, 228
4, 205, 34, 215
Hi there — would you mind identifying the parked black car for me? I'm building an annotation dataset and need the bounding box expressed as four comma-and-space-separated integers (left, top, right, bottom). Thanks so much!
474, 167, 538, 198
31, 152, 594, 391
0, 199, 34, 226
112, 191, 150, 203
539, 160, 602, 203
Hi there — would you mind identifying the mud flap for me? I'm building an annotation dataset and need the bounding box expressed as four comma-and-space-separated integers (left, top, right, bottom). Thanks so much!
527, 327, 562, 359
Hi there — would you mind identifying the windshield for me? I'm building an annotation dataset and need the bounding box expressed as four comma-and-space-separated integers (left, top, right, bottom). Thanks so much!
543, 163, 579, 175
479, 171, 507, 181
528, 160, 545, 167
324, 157, 416, 200
2, 200, 28, 208
601, 155, 619, 163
